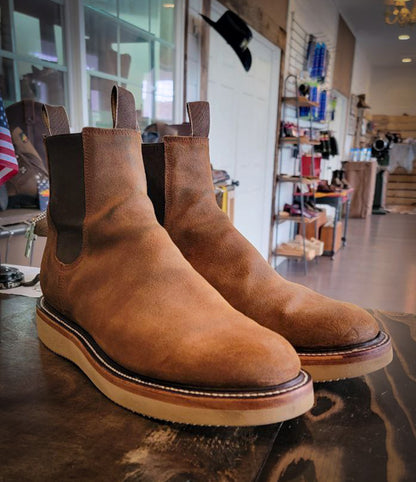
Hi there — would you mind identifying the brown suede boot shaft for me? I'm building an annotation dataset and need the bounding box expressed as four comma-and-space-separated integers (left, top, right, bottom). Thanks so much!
40, 125, 301, 388
151, 130, 379, 349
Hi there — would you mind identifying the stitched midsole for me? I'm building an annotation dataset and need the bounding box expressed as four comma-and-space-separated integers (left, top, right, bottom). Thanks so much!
296, 332, 390, 357
38, 297, 310, 399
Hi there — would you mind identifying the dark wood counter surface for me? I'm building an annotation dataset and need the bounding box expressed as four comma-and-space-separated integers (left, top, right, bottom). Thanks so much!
1, 295, 415, 481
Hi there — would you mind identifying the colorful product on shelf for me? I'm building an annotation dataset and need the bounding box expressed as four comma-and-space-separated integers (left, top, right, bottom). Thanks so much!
301, 154, 322, 177
349, 147, 372, 161
318, 90, 327, 121
304, 34, 316, 73
310, 42, 328, 82
309, 84, 319, 120
280, 122, 312, 140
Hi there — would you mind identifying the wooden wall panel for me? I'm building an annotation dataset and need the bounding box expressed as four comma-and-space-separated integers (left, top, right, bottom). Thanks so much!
372, 115, 416, 139
200, 0, 211, 100
217, 0, 288, 50
332, 15, 355, 97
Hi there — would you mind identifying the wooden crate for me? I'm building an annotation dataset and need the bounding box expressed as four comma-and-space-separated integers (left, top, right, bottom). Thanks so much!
298, 209, 327, 239
320, 221, 342, 253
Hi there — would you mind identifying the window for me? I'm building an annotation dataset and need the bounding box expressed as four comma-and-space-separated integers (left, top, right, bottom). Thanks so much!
0, 0, 67, 107
84, 0, 176, 128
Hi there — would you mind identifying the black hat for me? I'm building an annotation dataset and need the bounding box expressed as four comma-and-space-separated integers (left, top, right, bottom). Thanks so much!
200, 10, 252, 72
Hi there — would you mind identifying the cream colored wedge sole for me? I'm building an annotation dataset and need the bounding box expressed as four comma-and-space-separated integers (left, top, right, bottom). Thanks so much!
36, 299, 314, 426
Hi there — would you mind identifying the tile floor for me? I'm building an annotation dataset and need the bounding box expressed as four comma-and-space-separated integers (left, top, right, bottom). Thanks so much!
277, 213, 416, 313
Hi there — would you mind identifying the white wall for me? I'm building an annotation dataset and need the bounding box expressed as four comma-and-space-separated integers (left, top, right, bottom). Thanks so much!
350, 44, 371, 95
186, 0, 202, 104
369, 67, 416, 116
343, 44, 372, 158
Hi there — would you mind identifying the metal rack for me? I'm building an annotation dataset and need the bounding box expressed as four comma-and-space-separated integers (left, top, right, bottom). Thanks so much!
286, 11, 335, 94
271, 11, 336, 274
272, 74, 320, 274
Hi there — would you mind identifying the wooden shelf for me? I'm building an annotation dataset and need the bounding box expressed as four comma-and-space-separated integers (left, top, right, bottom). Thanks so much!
273, 250, 304, 258
280, 136, 321, 146
273, 248, 316, 261
277, 175, 319, 185
276, 214, 319, 224
283, 96, 320, 108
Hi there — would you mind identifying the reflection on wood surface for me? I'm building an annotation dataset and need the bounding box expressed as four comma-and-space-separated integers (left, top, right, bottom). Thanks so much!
260, 310, 416, 482
1, 297, 415, 481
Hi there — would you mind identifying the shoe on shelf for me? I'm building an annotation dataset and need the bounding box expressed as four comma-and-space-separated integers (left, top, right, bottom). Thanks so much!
283, 203, 316, 219
304, 201, 323, 213
331, 170, 344, 189
317, 180, 336, 193
339, 169, 351, 189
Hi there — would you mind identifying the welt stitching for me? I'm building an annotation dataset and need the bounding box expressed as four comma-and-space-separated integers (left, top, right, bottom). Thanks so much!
40, 299, 309, 398
298, 333, 389, 356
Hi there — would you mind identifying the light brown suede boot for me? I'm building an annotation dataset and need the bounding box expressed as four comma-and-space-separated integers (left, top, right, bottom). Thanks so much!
141, 101, 393, 382
35, 88, 313, 426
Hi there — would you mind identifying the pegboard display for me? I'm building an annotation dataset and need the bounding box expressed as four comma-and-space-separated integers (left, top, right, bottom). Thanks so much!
285, 12, 335, 100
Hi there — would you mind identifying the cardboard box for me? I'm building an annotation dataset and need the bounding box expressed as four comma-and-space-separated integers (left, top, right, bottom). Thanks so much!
320, 221, 342, 253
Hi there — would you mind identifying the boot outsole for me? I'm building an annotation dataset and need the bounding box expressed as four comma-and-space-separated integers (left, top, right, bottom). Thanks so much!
298, 332, 393, 382
36, 298, 314, 426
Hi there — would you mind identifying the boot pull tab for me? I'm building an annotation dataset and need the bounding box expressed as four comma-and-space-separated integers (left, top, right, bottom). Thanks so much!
111, 85, 138, 130
186, 101, 210, 137
41, 104, 70, 136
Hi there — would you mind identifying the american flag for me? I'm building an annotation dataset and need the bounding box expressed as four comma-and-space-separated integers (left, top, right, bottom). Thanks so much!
0, 95, 18, 186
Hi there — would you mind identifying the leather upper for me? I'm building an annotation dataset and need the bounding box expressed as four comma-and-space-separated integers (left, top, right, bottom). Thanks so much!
147, 104, 380, 349
40, 90, 301, 389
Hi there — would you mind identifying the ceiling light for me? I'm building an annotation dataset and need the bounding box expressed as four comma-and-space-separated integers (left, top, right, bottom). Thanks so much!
402, 57, 412, 62
385, 0, 416, 26
163, 3, 175, 7
398, 34, 410, 39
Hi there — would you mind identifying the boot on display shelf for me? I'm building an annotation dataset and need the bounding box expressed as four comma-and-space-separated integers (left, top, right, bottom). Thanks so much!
35, 87, 314, 426
141, 99, 393, 382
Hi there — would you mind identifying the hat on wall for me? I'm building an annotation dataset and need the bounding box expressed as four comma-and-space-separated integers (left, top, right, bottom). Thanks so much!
200, 10, 252, 72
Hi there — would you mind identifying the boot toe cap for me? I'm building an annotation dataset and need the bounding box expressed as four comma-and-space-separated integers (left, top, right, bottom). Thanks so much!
296, 301, 379, 349
276, 286, 380, 349
178, 321, 302, 389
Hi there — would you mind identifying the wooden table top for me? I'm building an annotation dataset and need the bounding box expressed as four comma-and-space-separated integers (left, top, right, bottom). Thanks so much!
1, 295, 415, 481
314, 188, 354, 200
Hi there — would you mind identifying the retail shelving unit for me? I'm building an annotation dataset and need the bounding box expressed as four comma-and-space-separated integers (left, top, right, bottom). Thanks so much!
272, 74, 320, 274
270, 11, 335, 273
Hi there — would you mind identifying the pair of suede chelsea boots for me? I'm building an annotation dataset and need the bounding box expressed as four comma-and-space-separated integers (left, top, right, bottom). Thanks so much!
35, 86, 392, 426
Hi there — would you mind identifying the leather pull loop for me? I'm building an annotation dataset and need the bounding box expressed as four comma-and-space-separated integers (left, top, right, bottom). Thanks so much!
186, 102, 210, 137
42, 104, 70, 136
111, 85, 137, 130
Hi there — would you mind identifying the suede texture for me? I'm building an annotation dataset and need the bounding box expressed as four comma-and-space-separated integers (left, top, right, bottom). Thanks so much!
160, 136, 379, 349
40, 127, 301, 388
